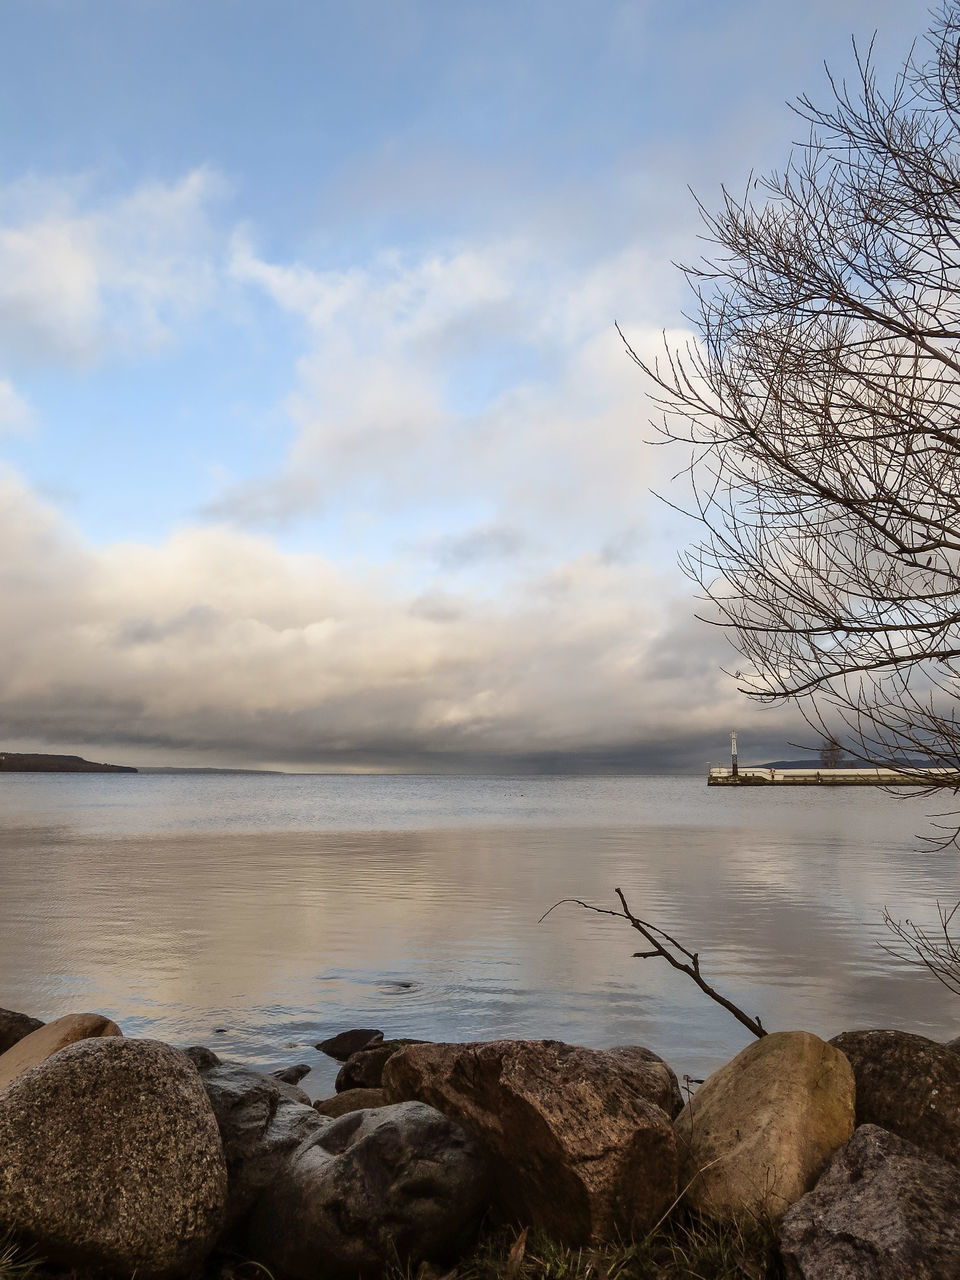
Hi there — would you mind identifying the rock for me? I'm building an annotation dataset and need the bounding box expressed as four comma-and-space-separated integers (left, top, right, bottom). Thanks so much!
947, 1034, 960, 1055
315, 1087, 387, 1117
0, 1037, 226, 1278
184, 1045, 222, 1070
272, 1062, 311, 1085
674, 1030, 855, 1222
779, 1124, 960, 1279
336, 1039, 424, 1091
246, 1102, 489, 1280
317, 1028, 385, 1061
193, 1057, 328, 1232
0, 1008, 43, 1055
830, 1029, 960, 1168
611, 1044, 685, 1117
382, 1038, 679, 1242
0, 1012, 121, 1093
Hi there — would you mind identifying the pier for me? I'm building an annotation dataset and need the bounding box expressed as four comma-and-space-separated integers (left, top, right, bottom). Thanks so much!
708, 765, 959, 787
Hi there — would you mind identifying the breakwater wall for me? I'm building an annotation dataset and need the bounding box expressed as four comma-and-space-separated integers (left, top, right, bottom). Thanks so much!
708, 767, 956, 787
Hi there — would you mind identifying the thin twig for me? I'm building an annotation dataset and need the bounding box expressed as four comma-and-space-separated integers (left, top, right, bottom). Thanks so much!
540, 890, 767, 1038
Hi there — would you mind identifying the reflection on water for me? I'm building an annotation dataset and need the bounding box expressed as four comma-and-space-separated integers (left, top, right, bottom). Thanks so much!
0, 773, 957, 1097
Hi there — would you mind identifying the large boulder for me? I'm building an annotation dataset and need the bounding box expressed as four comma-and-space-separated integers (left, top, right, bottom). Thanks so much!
189, 1053, 327, 1232
779, 1124, 960, 1279
830, 1029, 960, 1168
674, 1031, 855, 1222
0, 1012, 121, 1093
0, 1008, 43, 1056
246, 1102, 489, 1280
0, 1037, 226, 1278
382, 1038, 680, 1242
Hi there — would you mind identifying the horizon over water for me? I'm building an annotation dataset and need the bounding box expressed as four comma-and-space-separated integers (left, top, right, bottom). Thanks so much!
1, 772, 958, 1097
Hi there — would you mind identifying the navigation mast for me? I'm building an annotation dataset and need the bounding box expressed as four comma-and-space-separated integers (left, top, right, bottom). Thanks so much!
731, 730, 738, 778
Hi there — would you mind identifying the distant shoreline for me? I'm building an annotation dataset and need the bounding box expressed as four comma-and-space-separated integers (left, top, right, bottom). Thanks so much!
0, 752, 137, 774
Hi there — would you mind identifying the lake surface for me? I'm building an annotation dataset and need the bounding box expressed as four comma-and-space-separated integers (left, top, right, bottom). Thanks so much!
1, 773, 958, 1098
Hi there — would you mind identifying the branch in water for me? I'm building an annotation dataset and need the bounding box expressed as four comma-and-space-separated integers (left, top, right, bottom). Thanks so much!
540, 887, 767, 1039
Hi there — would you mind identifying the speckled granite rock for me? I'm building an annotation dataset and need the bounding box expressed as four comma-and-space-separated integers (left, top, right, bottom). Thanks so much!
780, 1125, 960, 1279
830, 1030, 960, 1168
0, 1037, 226, 1278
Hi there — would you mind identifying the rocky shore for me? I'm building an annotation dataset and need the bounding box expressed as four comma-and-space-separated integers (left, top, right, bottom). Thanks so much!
0, 1008, 959, 1279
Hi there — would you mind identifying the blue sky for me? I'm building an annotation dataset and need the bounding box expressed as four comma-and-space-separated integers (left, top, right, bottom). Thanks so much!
0, 0, 932, 769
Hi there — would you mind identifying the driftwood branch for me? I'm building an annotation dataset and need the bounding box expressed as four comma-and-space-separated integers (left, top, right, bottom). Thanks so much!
539, 887, 767, 1039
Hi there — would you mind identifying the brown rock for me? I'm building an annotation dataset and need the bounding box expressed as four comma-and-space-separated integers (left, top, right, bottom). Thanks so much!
382, 1038, 679, 1242
335, 1038, 424, 1090
314, 1087, 387, 1117
316, 1029, 384, 1061
0, 1037, 226, 1278
674, 1031, 855, 1222
830, 1029, 960, 1168
0, 1008, 43, 1055
0, 1012, 121, 1093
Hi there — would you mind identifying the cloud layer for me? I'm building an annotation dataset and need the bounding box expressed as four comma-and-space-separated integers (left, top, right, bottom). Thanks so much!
0, 465, 797, 769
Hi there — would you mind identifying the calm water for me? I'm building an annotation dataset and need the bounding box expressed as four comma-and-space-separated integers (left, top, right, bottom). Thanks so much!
1, 773, 958, 1098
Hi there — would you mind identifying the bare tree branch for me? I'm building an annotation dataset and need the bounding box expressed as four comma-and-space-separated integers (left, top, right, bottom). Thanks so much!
540, 888, 767, 1039
633, 4, 960, 844
881, 899, 960, 995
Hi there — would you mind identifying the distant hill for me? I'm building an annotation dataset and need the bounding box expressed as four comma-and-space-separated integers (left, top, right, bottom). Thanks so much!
756, 757, 929, 770
0, 752, 137, 774
138, 766, 284, 775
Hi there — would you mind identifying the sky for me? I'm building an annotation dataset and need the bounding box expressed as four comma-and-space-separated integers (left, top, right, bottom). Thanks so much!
0, 0, 934, 772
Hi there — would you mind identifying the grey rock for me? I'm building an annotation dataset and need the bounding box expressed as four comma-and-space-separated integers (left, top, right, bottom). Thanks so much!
0, 1037, 226, 1279
830, 1029, 960, 1167
0, 1008, 43, 1056
317, 1028, 384, 1061
780, 1124, 960, 1279
315, 1087, 387, 1117
184, 1045, 222, 1070
246, 1101, 489, 1280
195, 1057, 328, 1232
272, 1062, 312, 1085
335, 1039, 424, 1091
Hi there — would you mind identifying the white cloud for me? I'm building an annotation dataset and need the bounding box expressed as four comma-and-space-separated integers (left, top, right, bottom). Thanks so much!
0, 169, 225, 367
0, 466, 788, 768
0, 378, 34, 434
216, 232, 693, 574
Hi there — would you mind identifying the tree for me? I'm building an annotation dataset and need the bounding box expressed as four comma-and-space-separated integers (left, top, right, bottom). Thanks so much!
627, 4, 960, 822
819, 735, 843, 769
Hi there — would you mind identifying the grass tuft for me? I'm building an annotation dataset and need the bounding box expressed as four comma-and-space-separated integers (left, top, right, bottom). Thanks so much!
0, 1235, 39, 1280
408, 1213, 781, 1280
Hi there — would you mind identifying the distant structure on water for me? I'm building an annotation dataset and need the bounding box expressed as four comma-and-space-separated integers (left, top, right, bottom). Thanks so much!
707, 737, 955, 787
